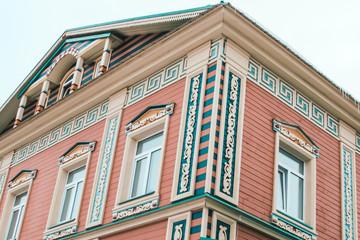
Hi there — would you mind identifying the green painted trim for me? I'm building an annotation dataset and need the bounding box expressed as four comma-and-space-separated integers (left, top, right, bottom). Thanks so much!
18, 33, 111, 99
65, 33, 111, 43
273, 118, 320, 148
66, 5, 216, 32
61, 193, 306, 239
18, 41, 67, 99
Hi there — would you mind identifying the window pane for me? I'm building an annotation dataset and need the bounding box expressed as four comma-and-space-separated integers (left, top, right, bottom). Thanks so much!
279, 149, 304, 174
136, 132, 163, 154
71, 181, 84, 220
60, 187, 74, 222
288, 173, 304, 220
146, 149, 161, 193
67, 166, 86, 184
14, 192, 27, 206
131, 157, 147, 198
277, 170, 285, 210
7, 209, 20, 239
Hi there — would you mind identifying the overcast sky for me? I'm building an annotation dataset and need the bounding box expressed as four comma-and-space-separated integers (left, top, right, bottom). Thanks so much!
1, 0, 359, 108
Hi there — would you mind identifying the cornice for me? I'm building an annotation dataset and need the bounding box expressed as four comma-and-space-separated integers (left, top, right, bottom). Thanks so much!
221, 5, 360, 132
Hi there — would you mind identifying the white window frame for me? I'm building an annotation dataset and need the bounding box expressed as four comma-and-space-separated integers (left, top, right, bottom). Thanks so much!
129, 132, 163, 199
44, 150, 91, 236
58, 166, 86, 224
277, 148, 305, 220
272, 131, 316, 232
114, 116, 169, 212
0, 176, 33, 240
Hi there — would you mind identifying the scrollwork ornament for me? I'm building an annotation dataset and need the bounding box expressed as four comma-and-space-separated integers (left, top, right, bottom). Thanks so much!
218, 225, 228, 240
174, 224, 183, 240
222, 75, 238, 195
180, 75, 200, 192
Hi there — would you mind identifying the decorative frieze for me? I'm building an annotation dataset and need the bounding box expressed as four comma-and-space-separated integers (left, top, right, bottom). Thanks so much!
272, 215, 316, 240
125, 58, 186, 106
112, 199, 158, 221
209, 38, 226, 63
8, 170, 37, 189
11, 101, 108, 166
356, 134, 360, 154
211, 212, 236, 240
178, 74, 202, 194
89, 116, 119, 224
0, 171, 7, 199
248, 58, 339, 138
43, 226, 77, 240
273, 119, 319, 157
166, 211, 191, 240
125, 103, 174, 134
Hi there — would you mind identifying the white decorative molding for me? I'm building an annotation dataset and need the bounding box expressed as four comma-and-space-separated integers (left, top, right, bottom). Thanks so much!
46, 48, 79, 76
112, 199, 158, 221
59, 142, 95, 165
180, 75, 200, 193
211, 211, 236, 240
43, 226, 77, 240
0, 171, 7, 202
166, 211, 191, 240
218, 225, 228, 240
125, 58, 186, 107
11, 101, 109, 166
248, 58, 339, 138
272, 215, 316, 240
8, 170, 37, 189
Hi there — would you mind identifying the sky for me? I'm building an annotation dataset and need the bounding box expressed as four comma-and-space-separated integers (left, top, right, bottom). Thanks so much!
1, 0, 359, 108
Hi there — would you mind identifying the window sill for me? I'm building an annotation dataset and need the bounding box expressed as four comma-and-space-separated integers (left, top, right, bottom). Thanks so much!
43, 220, 78, 239
271, 211, 317, 238
112, 192, 159, 221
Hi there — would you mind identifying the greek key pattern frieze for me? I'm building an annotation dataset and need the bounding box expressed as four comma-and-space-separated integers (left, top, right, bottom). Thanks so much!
247, 58, 339, 138
178, 74, 203, 195
209, 38, 226, 63
220, 72, 241, 197
125, 58, 186, 107
11, 101, 109, 167
343, 149, 355, 240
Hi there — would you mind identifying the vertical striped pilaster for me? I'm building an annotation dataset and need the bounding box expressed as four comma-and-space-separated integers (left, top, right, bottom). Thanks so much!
190, 210, 203, 240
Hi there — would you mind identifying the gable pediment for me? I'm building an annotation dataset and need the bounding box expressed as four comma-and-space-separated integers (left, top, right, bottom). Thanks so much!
273, 119, 319, 157
59, 141, 96, 165
8, 169, 37, 189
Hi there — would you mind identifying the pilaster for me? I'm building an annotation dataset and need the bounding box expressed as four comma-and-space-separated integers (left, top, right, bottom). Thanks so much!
14, 95, 27, 127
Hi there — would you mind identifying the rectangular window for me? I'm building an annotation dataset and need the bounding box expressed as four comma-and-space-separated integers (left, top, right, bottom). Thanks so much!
59, 166, 85, 223
7, 191, 28, 240
277, 148, 304, 220
130, 132, 163, 198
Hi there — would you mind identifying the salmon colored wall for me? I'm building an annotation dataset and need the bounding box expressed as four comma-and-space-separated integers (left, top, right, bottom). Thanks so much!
237, 223, 275, 239
0, 120, 106, 239
101, 219, 167, 240
102, 78, 185, 224
240, 79, 341, 239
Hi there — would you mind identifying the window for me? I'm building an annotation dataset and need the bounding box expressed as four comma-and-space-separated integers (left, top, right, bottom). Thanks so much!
130, 132, 163, 198
272, 119, 317, 233
277, 149, 304, 220
93, 60, 102, 78
59, 166, 85, 223
59, 72, 74, 99
6, 192, 28, 240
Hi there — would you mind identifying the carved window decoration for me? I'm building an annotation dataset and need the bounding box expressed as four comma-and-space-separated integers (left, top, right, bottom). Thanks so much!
165, 212, 191, 240
44, 142, 95, 240
210, 211, 236, 240
0, 169, 37, 240
272, 119, 318, 238
113, 103, 173, 221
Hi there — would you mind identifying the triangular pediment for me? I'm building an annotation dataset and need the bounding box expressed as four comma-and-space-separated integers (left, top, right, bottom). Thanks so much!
273, 119, 319, 157
125, 103, 174, 134
59, 141, 96, 165
8, 170, 37, 189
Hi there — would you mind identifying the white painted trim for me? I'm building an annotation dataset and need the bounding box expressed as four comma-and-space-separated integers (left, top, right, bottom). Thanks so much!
44, 150, 93, 236
114, 114, 169, 213
165, 211, 191, 240
171, 67, 207, 202
200, 207, 209, 238
272, 129, 317, 234
214, 64, 247, 205
210, 211, 237, 240
0, 175, 33, 240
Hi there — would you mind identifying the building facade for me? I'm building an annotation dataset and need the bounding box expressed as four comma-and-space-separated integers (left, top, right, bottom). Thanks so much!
0, 3, 359, 240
